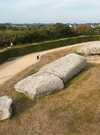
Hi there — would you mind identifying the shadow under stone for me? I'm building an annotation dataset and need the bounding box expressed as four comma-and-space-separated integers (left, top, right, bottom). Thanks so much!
11, 93, 36, 118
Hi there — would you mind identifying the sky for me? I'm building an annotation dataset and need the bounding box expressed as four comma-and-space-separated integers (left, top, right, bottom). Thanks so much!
0, 0, 100, 23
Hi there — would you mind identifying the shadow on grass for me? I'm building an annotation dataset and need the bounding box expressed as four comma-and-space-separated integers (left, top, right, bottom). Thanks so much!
64, 63, 94, 89
11, 93, 37, 119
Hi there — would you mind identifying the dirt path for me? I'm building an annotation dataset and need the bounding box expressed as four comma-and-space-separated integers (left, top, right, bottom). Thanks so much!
0, 41, 100, 85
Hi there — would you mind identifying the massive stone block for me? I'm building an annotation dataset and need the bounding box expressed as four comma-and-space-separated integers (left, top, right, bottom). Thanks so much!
0, 96, 13, 121
39, 53, 87, 82
15, 53, 87, 100
77, 43, 100, 55
15, 72, 64, 99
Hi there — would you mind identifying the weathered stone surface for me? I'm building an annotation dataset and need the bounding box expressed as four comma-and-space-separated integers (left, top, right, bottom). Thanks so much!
15, 53, 87, 100
39, 53, 87, 82
77, 43, 100, 55
15, 72, 64, 99
0, 96, 13, 121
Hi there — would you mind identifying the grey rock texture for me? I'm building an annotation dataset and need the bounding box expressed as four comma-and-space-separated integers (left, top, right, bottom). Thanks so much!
77, 43, 100, 55
15, 72, 64, 99
0, 96, 13, 121
15, 53, 87, 99
39, 53, 87, 82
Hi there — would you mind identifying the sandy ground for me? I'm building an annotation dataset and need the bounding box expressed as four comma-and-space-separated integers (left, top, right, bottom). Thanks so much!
0, 41, 100, 85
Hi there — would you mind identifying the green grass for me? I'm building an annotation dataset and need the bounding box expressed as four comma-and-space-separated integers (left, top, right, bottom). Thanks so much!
1, 35, 100, 64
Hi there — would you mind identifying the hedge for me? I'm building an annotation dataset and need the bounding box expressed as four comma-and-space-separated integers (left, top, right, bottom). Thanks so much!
0, 35, 100, 64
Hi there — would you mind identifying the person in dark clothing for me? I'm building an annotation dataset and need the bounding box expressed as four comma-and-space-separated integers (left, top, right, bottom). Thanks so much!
37, 55, 40, 60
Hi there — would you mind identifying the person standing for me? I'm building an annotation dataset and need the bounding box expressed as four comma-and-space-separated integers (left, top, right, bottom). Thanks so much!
10, 42, 13, 47
37, 55, 40, 60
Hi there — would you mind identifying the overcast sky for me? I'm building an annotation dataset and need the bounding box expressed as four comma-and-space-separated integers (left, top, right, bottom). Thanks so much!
0, 0, 100, 23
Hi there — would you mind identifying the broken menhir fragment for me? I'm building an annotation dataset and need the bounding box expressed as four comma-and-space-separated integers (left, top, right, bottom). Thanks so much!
0, 96, 13, 121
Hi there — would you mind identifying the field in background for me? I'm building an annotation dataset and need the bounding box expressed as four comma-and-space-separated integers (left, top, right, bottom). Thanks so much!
0, 23, 100, 48
0, 22, 100, 64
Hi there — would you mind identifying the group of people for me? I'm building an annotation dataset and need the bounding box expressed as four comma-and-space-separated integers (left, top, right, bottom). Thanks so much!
7, 42, 13, 48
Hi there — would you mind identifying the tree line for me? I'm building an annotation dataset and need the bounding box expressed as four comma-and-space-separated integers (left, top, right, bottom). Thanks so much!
0, 23, 100, 48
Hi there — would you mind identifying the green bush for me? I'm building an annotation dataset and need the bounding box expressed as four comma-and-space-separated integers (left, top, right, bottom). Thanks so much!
0, 24, 75, 47
0, 35, 100, 64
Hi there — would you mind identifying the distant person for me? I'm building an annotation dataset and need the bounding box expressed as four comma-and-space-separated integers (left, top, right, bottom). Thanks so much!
10, 42, 13, 47
37, 55, 40, 60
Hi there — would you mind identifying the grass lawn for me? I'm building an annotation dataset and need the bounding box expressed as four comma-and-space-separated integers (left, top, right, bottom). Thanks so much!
0, 47, 8, 52
0, 46, 100, 135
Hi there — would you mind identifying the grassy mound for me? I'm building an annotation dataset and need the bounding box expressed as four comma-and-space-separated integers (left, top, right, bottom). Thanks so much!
1, 35, 100, 64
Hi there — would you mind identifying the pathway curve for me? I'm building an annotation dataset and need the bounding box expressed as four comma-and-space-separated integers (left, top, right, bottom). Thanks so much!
0, 41, 100, 85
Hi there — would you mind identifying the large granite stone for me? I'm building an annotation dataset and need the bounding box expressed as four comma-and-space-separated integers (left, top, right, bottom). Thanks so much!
39, 53, 87, 82
15, 53, 87, 100
77, 43, 100, 55
0, 96, 13, 121
15, 72, 64, 99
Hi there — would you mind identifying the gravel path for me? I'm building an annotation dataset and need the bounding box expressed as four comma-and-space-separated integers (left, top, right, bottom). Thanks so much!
0, 41, 100, 85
